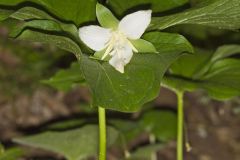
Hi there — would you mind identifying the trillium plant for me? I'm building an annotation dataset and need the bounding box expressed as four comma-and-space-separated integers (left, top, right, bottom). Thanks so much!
0, 0, 240, 160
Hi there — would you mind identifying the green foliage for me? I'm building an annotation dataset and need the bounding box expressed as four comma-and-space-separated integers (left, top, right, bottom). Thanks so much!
42, 62, 85, 91
1, 0, 239, 111
0, 0, 240, 160
80, 31, 192, 112
16, 30, 82, 59
150, 0, 240, 30
126, 144, 163, 160
96, 3, 119, 29
163, 45, 240, 100
0, 0, 97, 26
130, 39, 158, 53
0, 148, 24, 160
107, 0, 189, 16
143, 32, 194, 53
42, 109, 177, 148
140, 110, 177, 141
14, 125, 119, 160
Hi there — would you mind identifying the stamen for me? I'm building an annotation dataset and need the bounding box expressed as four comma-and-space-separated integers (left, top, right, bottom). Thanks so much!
127, 40, 138, 53
102, 43, 113, 60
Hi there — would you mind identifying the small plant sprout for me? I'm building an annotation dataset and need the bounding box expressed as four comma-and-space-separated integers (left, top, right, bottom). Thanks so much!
79, 7, 152, 73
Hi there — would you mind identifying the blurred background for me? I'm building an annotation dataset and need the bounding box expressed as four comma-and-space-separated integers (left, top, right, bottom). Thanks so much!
1, 20, 240, 160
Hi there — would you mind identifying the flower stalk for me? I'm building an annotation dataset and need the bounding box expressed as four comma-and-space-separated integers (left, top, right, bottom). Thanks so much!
98, 106, 106, 160
177, 91, 184, 160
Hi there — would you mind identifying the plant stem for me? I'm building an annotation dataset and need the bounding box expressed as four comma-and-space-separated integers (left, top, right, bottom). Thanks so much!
149, 134, 157, 160
98, 106, 106, 160
177, 91, 184, 160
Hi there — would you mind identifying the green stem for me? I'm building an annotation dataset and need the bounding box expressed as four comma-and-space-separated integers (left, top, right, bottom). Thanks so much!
149, 134, 157, 160
177, 91, 184, 160
98, 106, 106, 160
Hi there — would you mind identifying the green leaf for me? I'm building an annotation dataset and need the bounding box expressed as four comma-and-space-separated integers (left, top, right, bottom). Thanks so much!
107, 0, 189, 16
211, 45, 240, 62
11, 7, 79, 35
10, 20, 63, 37
96, 3, 119, 29
10, 6, 53, 20
140, 111, 177, 141
170, 48, 212, 78
81, 54, 163, 112
0, 0, 97, 26
16, 29, 82, 59
143, 32, 194, 54
42, 62, 85, 91
0, 148, 24, 160
5, 7, 80, 41
163, 45, 240, 100
110, 119, 143, 143
14, 125, 119, 160
80, 32, 192, 112
131, 39, 158, 53
0, 8, 13, 21
10, 19, 78, 40
150, 0, 240, 30
127, 144, 163, 160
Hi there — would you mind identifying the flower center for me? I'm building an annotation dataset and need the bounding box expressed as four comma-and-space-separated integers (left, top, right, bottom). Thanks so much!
101, 30, 138, 60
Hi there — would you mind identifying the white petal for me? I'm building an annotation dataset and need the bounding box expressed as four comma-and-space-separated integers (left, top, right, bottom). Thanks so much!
109, 54, 125, 73
121, 43, 133, 64
119, 10, 152, 39
109, 43, 133, 73
79, 25, 111, 51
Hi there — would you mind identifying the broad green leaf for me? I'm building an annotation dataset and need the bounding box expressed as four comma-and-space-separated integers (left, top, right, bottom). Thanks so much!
81, 54, 164, 112
81, 31, 192, 112
0, 9, 13, 21
143, 32, 194, 54
42, 62, 85, 91
16, 29, 82, 59
110, 119, 143, 143
127, 144, 163, 160
107, 0, 189, 16
93, 49, 110, 60
10, 20, 64, 37
3, 7, 79, 41
164, 45, 240, 100
150, 0, 240, 30
10, 19, 78, 41
0, 0, 97, 26
140, 111, 177, 141
10, 7, 79, 36
170, 48, 212, 78
211, 45, 240, 62
14, 125, 119, 160
10, 6, 53, 20
96, 3, 119, 29
46, 119, 89, 130
131, 39, 158, 53
0, 6, 91, 53
0, 148, 24, 160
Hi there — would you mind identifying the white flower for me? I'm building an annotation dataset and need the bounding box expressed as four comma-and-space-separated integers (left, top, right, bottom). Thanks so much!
79, 10, 152, 73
